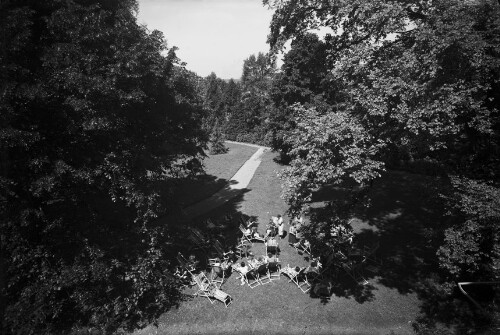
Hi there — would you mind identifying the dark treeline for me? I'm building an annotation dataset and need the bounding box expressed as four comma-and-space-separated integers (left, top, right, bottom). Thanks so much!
1, 0, 207, 333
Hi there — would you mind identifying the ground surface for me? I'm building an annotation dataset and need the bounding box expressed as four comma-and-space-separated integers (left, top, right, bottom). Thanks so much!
133, 143, 430, 335
175, 142, 257, 207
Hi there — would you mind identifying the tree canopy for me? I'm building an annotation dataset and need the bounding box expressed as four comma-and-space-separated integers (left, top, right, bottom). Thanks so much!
1, 0, 206, 333
265, 0, 500, 330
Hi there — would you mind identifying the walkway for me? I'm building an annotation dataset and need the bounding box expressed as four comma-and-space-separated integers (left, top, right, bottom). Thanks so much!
181, 141, 269, 220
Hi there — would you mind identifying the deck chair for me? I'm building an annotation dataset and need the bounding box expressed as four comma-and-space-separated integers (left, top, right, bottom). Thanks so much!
192, 272, 216, 303
362, 241, 381, 264
265, 238, 279, 255
210, 265, 225, 288
256, 263, 271, 285
208, 287, 233, 307
177, 253, 196, 274
235, 239, 251, 259
188, 228, 211, 252
342, 260, 369, 285
267, 261, 281, 281
244, 268, 261, 288
281, 266, 311, 293
294, 240, 311, 256
213, 239, 234, 261
239, 225, 253, 244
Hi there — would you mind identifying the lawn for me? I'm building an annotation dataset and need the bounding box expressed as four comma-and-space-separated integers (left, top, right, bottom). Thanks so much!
133, 150, 431, 335
174, 142, 257, 207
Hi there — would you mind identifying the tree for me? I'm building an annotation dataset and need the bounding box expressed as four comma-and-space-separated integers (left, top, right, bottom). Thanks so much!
209, 118, 228, 155
268, 33, 331, 162
1, 0, 206, 333
266, 0, 500, 329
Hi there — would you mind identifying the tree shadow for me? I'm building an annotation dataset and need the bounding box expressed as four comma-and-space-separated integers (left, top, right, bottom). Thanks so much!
303, 170, 491, 330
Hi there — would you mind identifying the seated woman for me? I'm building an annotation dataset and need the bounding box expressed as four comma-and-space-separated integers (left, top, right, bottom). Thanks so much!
188, 254, 199, 272
265, 252, 278, 263
282, 265, 302, 278
247, 254, 259, 268
306, 260, 320, 274
234, 261, 249, 285
277, 220, 284, 239
288, 224, 298, 245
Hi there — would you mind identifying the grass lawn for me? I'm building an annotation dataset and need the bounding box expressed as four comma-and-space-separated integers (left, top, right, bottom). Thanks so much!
174, 142, 257, 207
133, 151, 427, 335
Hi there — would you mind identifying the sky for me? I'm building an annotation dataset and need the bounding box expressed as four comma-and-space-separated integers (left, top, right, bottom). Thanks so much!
136, 0, 274, 79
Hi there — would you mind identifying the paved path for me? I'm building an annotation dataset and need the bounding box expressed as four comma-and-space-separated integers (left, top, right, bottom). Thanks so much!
181, 142, 269, 219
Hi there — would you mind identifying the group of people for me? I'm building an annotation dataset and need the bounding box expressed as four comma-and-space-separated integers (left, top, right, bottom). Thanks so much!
233, 251, 279, 285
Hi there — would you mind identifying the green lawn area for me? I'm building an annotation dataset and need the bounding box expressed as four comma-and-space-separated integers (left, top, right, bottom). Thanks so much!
174, 142, 257, 207
134, 151, 430, 335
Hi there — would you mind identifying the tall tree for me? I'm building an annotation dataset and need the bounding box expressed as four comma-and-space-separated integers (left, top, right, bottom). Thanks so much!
266, 0, 500, 329
0, 0, 205, 333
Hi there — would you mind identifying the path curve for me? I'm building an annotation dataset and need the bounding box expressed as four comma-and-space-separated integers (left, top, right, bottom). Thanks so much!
181, 141, 269, 219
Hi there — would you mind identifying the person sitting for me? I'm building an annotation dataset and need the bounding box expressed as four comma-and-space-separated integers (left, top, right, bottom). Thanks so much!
252, 229, 266, 241
306, 260, 320, 275
277, 220, 284, 239
265, 252, 278, 263
247, 254, 259, 269
236, 261, 249, 285
284, 265, 302, 277
288, 223, 298, 245
272, 214, 283, 226
293, 239, 310, 252
188, 254, 199, 272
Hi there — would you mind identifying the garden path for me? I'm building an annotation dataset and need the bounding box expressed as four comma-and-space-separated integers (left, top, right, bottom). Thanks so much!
181, 141, 270, 219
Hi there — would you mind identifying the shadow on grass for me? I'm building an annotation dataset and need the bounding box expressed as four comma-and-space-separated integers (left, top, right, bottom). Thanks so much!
302, 170, 492, 330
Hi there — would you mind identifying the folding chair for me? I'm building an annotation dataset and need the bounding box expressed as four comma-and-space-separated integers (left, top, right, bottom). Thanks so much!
342, 260, 369, 285
362, 241, 381, 265
177, 252, 196, 274
281, 265, 311, 293
213, 239, 234, 261
210, 264, 225, 288
244, 268, 261, 288
239, 225, 253, 244
188, 227, 211, 253
235, 239, 251, 259
265, 237, 279, 255
295, 240, 311, 256
256, 263, 271, 285
209, 287, 233, 307
267, 261, 281, 281
192, 272, 216, 303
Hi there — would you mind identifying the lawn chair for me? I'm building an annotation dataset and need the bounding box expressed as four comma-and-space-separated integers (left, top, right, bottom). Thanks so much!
362, 241, 381, 265
235, 238, 251, 259
267, 261, 281, 281
208, 286, 233, 307
239, 224, 254, 244
281, 265, 311, 293
265, 237, 279, 255
256, 263, 271, 285
188, 227, 211, 252
244, 268, 261, 288
177, 252, 196, 274
210, 264, 225, 288
212, 239, 233, 261
294, 240, 311, 256
192, 272, 216, 303
342, 260, 369, 285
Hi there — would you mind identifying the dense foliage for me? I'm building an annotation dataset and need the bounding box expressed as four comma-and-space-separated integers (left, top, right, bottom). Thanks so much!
0, 0, 206, 333
264, 0, 500, 331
